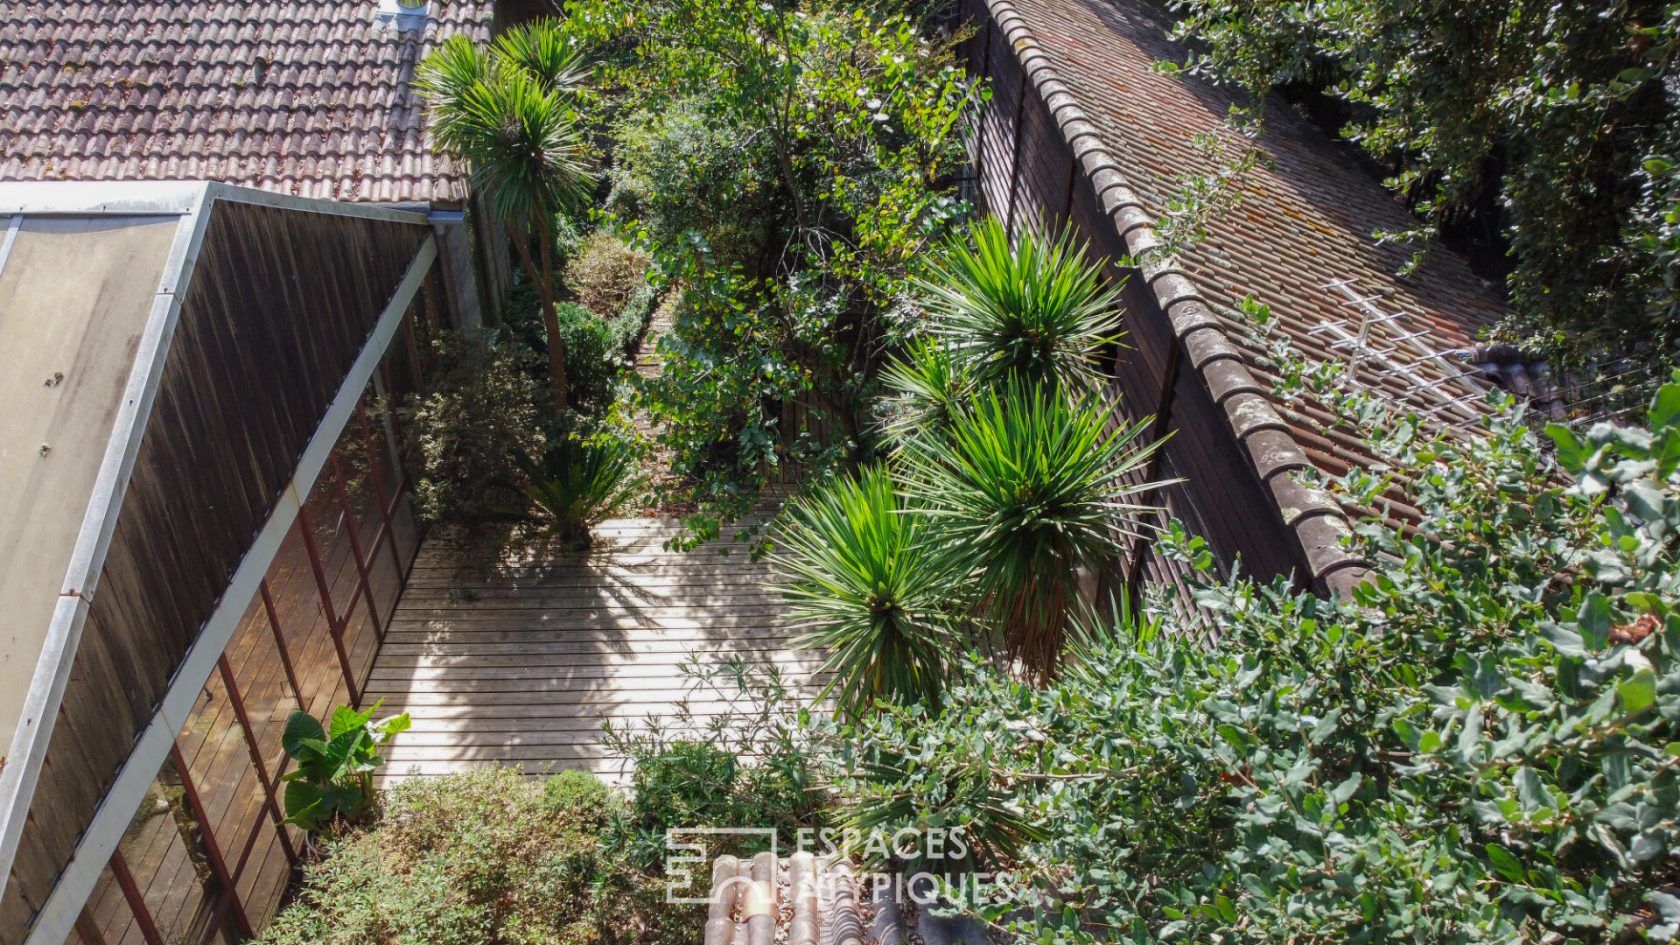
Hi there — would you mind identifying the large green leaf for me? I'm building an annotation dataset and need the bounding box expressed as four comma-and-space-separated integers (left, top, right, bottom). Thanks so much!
377, 712, 413, 738
325, 728, 369, 781
330, 704, 374, 740
281, 710, 326, 759
282, 779, 325, 831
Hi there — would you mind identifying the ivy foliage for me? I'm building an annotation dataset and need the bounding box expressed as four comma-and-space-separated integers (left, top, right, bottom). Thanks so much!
566, 0, 979, 547
1164, 0, 1680, 368
830, 373, 1680, 943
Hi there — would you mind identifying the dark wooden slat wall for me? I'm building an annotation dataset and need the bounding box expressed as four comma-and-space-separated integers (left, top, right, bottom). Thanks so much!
3, 203, 427, 945
961, 0, 1306, 600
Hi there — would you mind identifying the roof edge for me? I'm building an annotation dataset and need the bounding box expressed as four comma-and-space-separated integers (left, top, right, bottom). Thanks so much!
980, 0, 1369, 595
0, 183, 212, 906
0, 181, 433, 913
0, 180, 207, 216
203, 182, 432, 226
20, 236, 440, 945
0, 181, 432, 227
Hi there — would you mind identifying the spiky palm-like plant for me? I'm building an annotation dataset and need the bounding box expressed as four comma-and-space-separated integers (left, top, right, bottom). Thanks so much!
507, 436, 646, 549
914, 216, 1122, 391
418, 22, 594, 411
878, 336, 970, 449
903, 383, 1166, 678
771, 465, 959, 714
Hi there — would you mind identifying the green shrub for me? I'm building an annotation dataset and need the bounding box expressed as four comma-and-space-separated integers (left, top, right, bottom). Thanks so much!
604, 659, 827, 869
506, 283, 638, 411
832, 374, 1680, 943
564, 231, 651, 322
256, 767, 674, 945
605, 99, 779, 273
403, 332, 547, 524
557, 302, 618, 408
544, 769, 616, 829
630, 742, 740, 830
612, 280, 657, 350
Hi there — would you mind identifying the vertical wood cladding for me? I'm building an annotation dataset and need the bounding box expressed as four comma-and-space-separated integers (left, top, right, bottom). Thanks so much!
962, 0, 1307, 601
5, 203, 427, 942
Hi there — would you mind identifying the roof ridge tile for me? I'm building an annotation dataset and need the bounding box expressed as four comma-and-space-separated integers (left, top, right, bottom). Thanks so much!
982, 0, 1370, 595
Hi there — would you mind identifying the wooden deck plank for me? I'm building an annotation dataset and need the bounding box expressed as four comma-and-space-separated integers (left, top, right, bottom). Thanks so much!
365, 517, 815, 784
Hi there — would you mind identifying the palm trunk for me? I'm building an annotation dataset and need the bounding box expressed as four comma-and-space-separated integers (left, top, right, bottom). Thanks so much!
1002, 566, 1072, 683
507, 218, 569, 413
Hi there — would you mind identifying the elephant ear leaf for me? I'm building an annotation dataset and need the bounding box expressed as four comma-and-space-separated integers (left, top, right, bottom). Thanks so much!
282, 710, 326, 759
322, 781, 365, 820
377, 712, 413, 739
283, 780, 325, 831
325, 728, 369, 780
330, 704, 375, 740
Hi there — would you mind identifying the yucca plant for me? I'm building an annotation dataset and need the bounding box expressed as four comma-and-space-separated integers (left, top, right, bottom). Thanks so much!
770, 465, 960, 714
903, 383, 1167, 679
418, 21, 594, 411
913, 216, 1122, 391
877, 336, 970, 449
508, 435, 646, 548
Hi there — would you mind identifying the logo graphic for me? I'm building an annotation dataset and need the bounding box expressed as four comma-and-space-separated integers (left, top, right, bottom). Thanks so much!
663, 827, 779, 904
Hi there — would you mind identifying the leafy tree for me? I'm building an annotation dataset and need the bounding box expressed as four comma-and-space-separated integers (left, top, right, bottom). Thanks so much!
829, 352, 1680, 941
418, 21, 596, 410
568, 0, 979, 546
1165, 0, 1680, 370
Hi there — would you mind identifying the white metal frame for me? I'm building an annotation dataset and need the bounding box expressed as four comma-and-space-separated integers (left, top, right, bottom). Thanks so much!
0, 181, 433, 944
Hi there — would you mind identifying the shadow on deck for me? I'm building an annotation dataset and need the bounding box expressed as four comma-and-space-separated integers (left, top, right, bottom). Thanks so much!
366, 517, 825, 785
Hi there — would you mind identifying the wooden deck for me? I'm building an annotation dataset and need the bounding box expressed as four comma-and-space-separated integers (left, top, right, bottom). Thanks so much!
365, 518, 825, 783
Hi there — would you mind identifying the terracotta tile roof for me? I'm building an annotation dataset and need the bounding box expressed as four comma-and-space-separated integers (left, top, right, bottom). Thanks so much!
986, 0, 1510, 591
702, 853, 989, 945
0, 1, 491, 205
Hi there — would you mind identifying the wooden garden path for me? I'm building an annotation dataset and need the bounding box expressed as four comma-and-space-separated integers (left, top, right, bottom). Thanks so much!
366, 519, 825, 784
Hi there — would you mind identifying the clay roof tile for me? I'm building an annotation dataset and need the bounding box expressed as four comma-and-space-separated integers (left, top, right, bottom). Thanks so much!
0, 0, 489, 203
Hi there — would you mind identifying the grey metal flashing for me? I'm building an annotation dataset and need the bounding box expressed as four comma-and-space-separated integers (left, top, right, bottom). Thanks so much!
0, 181, 431, 228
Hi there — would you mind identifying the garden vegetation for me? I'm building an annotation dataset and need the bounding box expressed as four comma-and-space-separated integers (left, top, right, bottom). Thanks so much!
823, 362, 1680, 942
334, 3, 1680, 944
1165, 1, 1680, 371
569, 0, 980, 546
